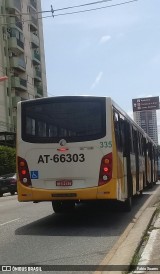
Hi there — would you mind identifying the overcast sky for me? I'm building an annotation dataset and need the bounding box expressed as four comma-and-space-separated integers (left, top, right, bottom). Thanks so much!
41, 0, 160, 133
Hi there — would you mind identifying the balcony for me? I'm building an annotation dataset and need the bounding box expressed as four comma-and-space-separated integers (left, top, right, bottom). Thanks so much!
30, 0, 37, 9
11, 77, 27, 91
6, 0, 21, 13
31, 33, 39, 48
10, 56, 26, 72
30, 15, 38, 31
35, 85, 43, 98
7, 16, 23, 31
12, 96, 21, 108
8, 37, 24, 54
34, 68, 42, 81
32, 50, 41, 65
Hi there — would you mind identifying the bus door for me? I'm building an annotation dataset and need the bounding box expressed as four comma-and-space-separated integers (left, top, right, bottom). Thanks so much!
132, 129, 140, 192
113, 111, 127, 200
143, 137, 148, 188
114, 115, 135, 199
123, 120, 133, 198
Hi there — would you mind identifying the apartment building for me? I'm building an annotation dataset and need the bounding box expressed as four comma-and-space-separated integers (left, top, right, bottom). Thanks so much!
0, 0, 47, 134
133, 110, 158, 145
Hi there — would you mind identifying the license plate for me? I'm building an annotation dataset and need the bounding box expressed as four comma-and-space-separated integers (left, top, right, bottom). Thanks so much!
56, 180, 72, 186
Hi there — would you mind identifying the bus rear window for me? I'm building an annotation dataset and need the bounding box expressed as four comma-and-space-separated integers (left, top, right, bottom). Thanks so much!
22, 97, 106, 143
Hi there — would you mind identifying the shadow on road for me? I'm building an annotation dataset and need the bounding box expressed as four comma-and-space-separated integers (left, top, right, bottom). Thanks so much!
15, 184, 159, 237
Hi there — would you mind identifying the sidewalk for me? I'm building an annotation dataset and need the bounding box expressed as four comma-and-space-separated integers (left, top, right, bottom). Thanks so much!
132, 211, 160, 274
94, 184, 160, 274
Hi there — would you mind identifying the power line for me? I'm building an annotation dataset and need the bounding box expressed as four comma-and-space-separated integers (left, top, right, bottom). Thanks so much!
0, 0, 136, 17
0, 0, 139, 25
53, 0, 138, 17
29, 0, 139, 20
53, 0, 113, 12
22, 0, 140, 21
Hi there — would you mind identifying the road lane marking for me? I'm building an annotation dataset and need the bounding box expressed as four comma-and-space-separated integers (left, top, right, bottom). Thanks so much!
0, 218, 20, 226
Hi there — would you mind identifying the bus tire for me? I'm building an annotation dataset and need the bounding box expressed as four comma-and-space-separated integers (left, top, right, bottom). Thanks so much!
52, 201, 64, 213
124, 197, 132, 212
52, 201, 75, 213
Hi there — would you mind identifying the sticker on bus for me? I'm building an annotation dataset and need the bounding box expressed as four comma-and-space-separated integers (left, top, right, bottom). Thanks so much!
30, 171, 39, 179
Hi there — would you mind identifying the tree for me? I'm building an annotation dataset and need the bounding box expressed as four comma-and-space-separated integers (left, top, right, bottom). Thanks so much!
0, 146, 16, 175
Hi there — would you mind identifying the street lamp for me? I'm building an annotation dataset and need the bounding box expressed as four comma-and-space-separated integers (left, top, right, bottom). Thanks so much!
0, 76, 8, 82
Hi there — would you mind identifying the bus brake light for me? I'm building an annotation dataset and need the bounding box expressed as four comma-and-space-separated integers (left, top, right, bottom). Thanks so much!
98, 153, 112, 186
57, 147, 69, 152
21, 170, 26, 175
18, 156, 32, 187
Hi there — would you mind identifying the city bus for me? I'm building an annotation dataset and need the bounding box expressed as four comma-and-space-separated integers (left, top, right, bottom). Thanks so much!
17, 96, 158, 212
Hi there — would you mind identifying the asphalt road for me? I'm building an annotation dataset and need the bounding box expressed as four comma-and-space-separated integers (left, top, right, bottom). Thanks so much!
0, 183, 159, 273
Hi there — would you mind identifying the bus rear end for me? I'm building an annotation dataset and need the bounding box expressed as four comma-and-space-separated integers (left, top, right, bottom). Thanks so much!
17, 96, 114, 211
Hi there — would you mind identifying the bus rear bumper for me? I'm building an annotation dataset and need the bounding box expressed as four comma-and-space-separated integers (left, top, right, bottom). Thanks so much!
17, 181, 117, 202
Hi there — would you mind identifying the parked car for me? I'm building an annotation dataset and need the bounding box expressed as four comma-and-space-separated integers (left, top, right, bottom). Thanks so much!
0, 173, 17, 197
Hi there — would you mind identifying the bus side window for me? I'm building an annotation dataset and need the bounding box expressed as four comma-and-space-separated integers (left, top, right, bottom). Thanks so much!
132, 128, 136, 153
123, 120, 128, 157
129, 125, 134, 154
123, 121, 133, 156
142, 137, 146, 155
139, 134, 143, 156
113, 111, 123, 152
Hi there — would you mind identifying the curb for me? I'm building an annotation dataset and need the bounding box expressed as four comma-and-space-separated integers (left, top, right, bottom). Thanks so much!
94, 184, 160, 274
131, 212, 160, 274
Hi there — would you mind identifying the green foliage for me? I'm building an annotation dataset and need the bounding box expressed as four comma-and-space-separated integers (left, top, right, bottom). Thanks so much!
0, 146, 16, 175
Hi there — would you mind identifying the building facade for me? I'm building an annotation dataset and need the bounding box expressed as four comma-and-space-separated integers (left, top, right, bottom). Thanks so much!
133, 110, 158, 145
0, 0, 47, 133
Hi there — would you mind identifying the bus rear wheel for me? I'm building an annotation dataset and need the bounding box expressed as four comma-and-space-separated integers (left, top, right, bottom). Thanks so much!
52, 201, 75, 213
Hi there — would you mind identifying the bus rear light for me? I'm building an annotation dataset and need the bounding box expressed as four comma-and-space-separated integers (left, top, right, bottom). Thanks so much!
18, 156, 32, 187
104, 159, 110, 164
98, 153, 112, 186
21, 170, 26, 175
19, 161, 25, 167
57, 147, 69, 152
23, 178, 28, 183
